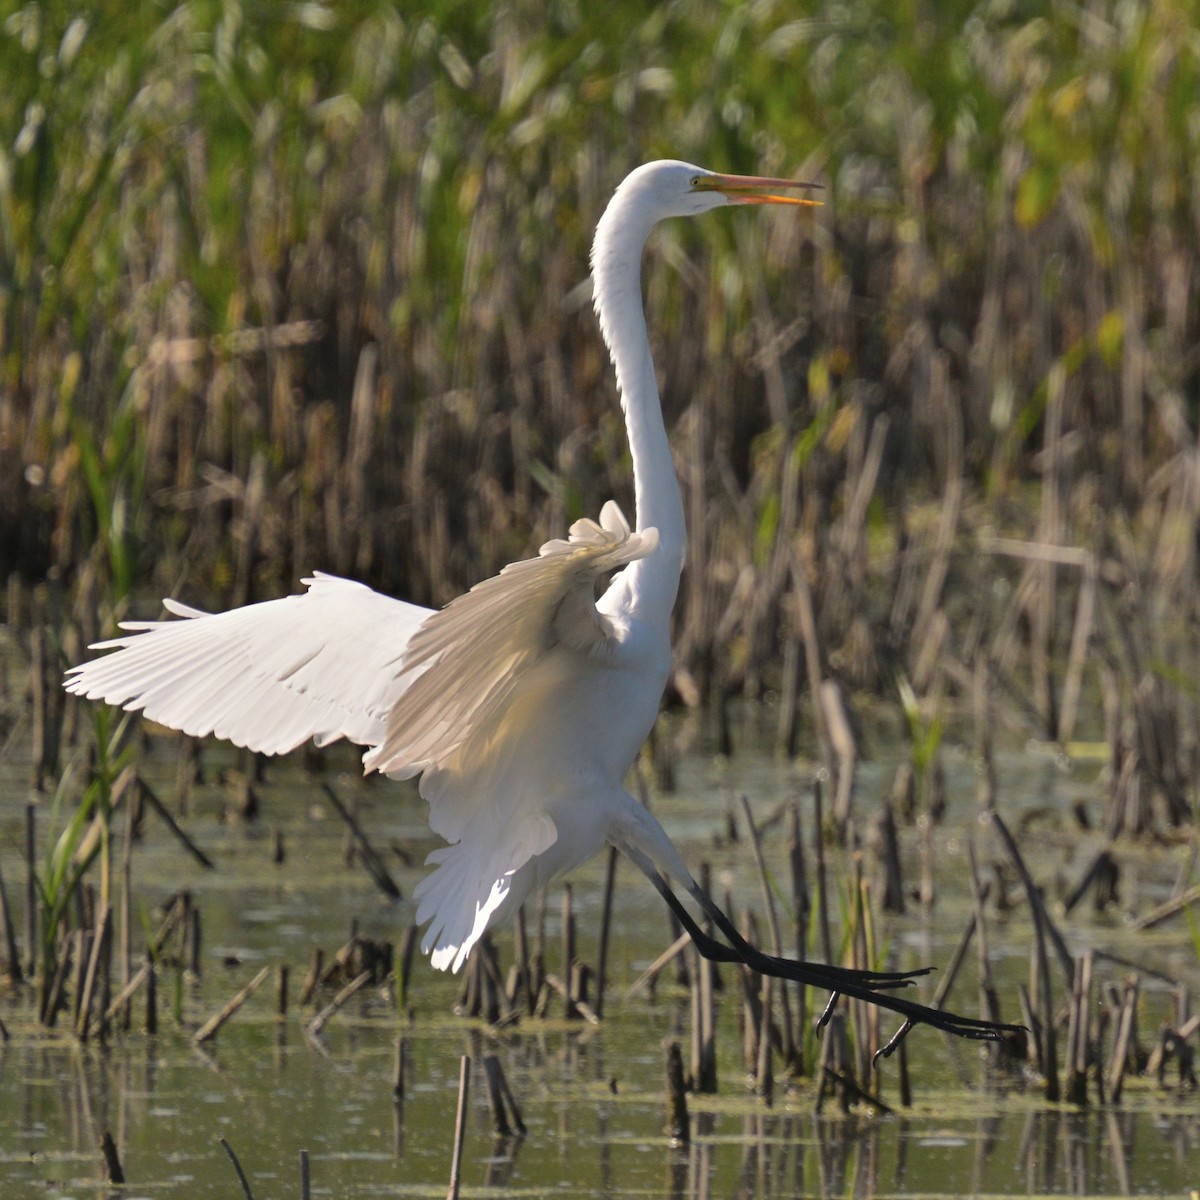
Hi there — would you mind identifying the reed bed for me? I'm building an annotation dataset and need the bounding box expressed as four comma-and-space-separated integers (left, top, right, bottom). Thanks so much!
2, 2, 1199, 824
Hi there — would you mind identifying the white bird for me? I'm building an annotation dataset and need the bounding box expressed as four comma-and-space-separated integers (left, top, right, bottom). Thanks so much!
66, 161, 1017, 1046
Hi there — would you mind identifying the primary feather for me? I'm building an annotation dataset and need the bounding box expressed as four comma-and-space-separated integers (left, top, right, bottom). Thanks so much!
65, 573, 430, 754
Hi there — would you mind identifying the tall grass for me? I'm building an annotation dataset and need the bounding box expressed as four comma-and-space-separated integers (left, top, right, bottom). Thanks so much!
3, 1, 1200, 822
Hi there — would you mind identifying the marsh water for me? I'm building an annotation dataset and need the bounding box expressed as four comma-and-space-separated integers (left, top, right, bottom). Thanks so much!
1, 709, 1197, 1199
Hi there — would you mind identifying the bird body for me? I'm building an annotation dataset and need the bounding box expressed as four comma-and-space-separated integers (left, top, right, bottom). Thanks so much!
66, 162, 1020, 1044
68, 160, 760, 971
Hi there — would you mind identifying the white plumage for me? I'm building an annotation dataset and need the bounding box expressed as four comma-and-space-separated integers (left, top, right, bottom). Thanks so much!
66, 161, 1019, 1045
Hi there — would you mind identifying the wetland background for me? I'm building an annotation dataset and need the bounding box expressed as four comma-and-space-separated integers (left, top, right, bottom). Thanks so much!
2, 0, 1200, 1196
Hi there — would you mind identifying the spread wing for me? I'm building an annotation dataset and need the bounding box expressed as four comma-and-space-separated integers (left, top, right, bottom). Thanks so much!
364, 500, 657, 776
64, 572, 431, 755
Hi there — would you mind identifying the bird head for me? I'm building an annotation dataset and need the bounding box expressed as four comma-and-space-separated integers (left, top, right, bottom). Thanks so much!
616, 159, 822, 221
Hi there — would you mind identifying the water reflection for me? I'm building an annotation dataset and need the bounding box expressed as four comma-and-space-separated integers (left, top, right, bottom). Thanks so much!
2, 1012, 1198, 1199
652, 1104, 1193, 1200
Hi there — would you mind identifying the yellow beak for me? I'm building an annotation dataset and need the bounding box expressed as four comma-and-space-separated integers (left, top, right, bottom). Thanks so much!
699, 172, 823, 207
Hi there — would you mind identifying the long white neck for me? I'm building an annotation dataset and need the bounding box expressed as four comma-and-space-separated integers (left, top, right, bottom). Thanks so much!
590, 186, 686, 624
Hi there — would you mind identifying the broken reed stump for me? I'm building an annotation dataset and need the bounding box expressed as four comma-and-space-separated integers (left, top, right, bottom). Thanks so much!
275, 964, 289, 1018
1063, 847, 1121, 915
100, 1130, 125, 1184
393, 1035, 407, 1101
456, 935, 512, 1024
395, 923, 418, 1012
1064, 950, 1095, 1106
1103, 977, 1140, 1104
663, 1039, 689, 1145
874, 800, 905, 914
689, 942, 718, 1094
0, 855, 22, 986
145, 959, 158, 1034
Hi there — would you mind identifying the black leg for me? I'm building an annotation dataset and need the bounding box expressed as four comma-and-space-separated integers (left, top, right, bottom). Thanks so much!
641, 866, 1024, 1045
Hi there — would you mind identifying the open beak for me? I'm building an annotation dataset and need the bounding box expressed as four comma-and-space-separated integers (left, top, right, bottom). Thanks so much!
699, 172, 823, 207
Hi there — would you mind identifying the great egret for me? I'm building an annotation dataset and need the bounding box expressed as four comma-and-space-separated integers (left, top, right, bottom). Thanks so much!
66, 161, 1018, 1046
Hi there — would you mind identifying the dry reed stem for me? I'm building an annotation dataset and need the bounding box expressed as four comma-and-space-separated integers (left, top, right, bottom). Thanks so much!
117, 788, 135, 1032
22, 806, 35, 984
966, 848, 1002, 1030
1133, 883, 1200, 931
623, 931, 692, 1001
785, 550, 830, 774
511, 905, 533, 1016
322, 784, 401, 898
74, 901, 112, 1042
542, 973, 599, 1024
786, 801, 810, 1073
193, 966, 271, 1043
739, 796, 795, 1071
137, 778, 215, 869
299, 948, 323, 1006
810, 779, 835, 971
306, 968, 372, 1038
220, 1137, 255, 1200
988, 809, 1060, 1097
104, 957, 153, 1026
445, 1056, 470, 1200
560, 884, 575, 1019
594, 846, 618, 1019
819, 681, 856, 838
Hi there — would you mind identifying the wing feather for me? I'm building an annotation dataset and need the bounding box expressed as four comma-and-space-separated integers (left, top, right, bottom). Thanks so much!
65, 572, 431, 755
364, 501, 656, 775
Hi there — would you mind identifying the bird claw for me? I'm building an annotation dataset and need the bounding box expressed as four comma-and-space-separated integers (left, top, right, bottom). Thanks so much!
816, 990, 841, 1030
873, 1019, 915, 1065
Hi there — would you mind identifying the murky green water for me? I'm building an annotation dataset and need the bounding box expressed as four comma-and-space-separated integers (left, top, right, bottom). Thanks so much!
1, 710, 1197, 1198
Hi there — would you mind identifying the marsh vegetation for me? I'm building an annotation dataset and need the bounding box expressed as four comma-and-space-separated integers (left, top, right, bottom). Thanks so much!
2, 1, 1200, 1195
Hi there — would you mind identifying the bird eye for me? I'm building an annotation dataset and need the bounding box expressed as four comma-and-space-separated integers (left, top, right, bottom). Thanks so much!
690, 177, 701, 187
